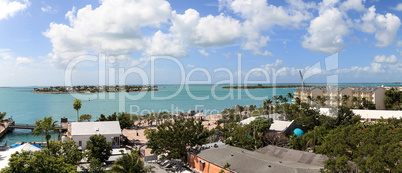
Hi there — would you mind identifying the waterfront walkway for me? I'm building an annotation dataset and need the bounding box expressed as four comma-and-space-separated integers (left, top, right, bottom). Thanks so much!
8, 123, 67, 130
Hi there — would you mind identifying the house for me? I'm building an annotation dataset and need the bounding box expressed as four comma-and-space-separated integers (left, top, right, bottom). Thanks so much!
67, 121, 122, 150
189, 145, 323, 173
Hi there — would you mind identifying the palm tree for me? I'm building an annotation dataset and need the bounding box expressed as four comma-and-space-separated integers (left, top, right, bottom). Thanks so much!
263, 99, 272, 114
111, 150, 154, 173
0, 112, 7, 127
272, 95, 279, 105
33, 116, 58, 149
73, 99, 82, 122
352, 97, 358, 108
295, 97, 301, 105
316, 96, 322, 106
286, 93, 293, 104
341, 95, 350, 106
278, 95, 284, 104
307, 96, 312, 104
282, 97, 288, 104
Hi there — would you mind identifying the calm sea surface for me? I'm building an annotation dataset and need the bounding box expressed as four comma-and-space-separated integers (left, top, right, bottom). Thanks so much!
0, 83, 398, 144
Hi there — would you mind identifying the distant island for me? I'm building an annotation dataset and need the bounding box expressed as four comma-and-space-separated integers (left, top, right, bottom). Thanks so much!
222, 84, 309, 89
33, 85, 158, 94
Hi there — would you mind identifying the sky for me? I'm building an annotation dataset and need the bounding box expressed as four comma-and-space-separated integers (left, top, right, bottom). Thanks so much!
0, 0, 402, 86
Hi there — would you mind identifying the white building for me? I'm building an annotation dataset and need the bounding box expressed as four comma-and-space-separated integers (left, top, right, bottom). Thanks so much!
319, 108, 402, 121
67, 121, 122, 150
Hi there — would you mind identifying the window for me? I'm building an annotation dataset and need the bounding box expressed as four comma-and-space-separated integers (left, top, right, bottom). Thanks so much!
79, 141, 82, 146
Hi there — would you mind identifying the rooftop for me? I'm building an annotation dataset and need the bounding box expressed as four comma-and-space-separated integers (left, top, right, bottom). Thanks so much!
193, 145, 322, 173
269, 120, 295, 133
71, 121, 121, 136
256, 145, 328, 167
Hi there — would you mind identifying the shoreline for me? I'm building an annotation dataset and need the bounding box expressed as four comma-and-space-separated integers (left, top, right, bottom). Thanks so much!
31, 90, 159, 94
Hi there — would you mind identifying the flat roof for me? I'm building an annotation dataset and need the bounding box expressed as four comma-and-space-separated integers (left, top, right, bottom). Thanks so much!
269, 120, 294, 132
193, 145, 322, 173
320, 108, 402, 119
256, 145, 328, 167
71, 121, 122, 136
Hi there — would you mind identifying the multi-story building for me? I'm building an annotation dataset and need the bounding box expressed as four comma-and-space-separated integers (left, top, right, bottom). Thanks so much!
293, 86, 386, 110
293, 87, 322, 104
350, 87, 385, 110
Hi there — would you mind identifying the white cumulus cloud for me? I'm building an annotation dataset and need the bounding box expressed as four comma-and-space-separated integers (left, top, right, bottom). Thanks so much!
391, 3, 402, 11
44, 0, 172, 67
198, 49, 209, 57
302, 7, 350, 53
0, 0, 29, 20
358, 6, 401, 47
373, 55, 398, 63
16, 57, 32, 65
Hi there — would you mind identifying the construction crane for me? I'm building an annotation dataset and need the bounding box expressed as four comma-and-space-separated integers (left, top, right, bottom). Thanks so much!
299, 70, 304, 89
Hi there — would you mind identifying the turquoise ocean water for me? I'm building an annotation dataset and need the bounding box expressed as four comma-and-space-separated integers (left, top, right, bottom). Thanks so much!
0, 83, 399, 144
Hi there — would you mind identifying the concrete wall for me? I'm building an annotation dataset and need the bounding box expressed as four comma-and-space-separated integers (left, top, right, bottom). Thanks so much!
189, 154, 231, 173
374, 88, 385, 110
319, 108, 402, 121
340, 88, 353, 107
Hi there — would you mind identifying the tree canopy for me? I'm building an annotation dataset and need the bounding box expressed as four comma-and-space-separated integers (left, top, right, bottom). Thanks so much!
79, 114, 92, 122
384, 87, 402, 110
33, 116, 58, 149
86, 134, 112, 163
316, 120, 402, 172
96, 112, 133, 129
0, 141, 82, 173
111, 150, 154, 173
145, 117, 208, 162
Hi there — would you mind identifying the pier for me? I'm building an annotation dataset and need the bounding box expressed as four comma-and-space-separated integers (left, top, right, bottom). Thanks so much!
9, 123, 67, 130
0, 120, 69, 139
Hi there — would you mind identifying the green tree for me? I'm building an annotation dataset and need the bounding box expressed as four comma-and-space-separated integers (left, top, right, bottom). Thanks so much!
223, 162, 231, 169
96, 112, 134, 129
0, 112, 7, 123
247, 117, 272, 133
79, 114, 92, 122
86, 134, 112, 163
223, 122, 262, 150
145, 118, 208, 162
1, 140, 81, 173
316, 120, 402, 172
341, 95, 350, 106
73, 99, 82, 121
263, 99, 272, 114
47, 140, 82, 165
384, 87, 402, 110
33, 116, 58, 149
329, 106, 361, 127
111, 150, 154, 173
286, 93, 293, 104
81, 158, 105, 173
0, 112, 8, 127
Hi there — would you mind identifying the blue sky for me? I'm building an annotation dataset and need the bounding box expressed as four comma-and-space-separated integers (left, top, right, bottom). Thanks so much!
0, 0, 402, 86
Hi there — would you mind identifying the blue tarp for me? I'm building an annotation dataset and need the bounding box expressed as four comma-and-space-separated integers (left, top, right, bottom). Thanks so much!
32, 144, 41, 148
10, 144, 21, 148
